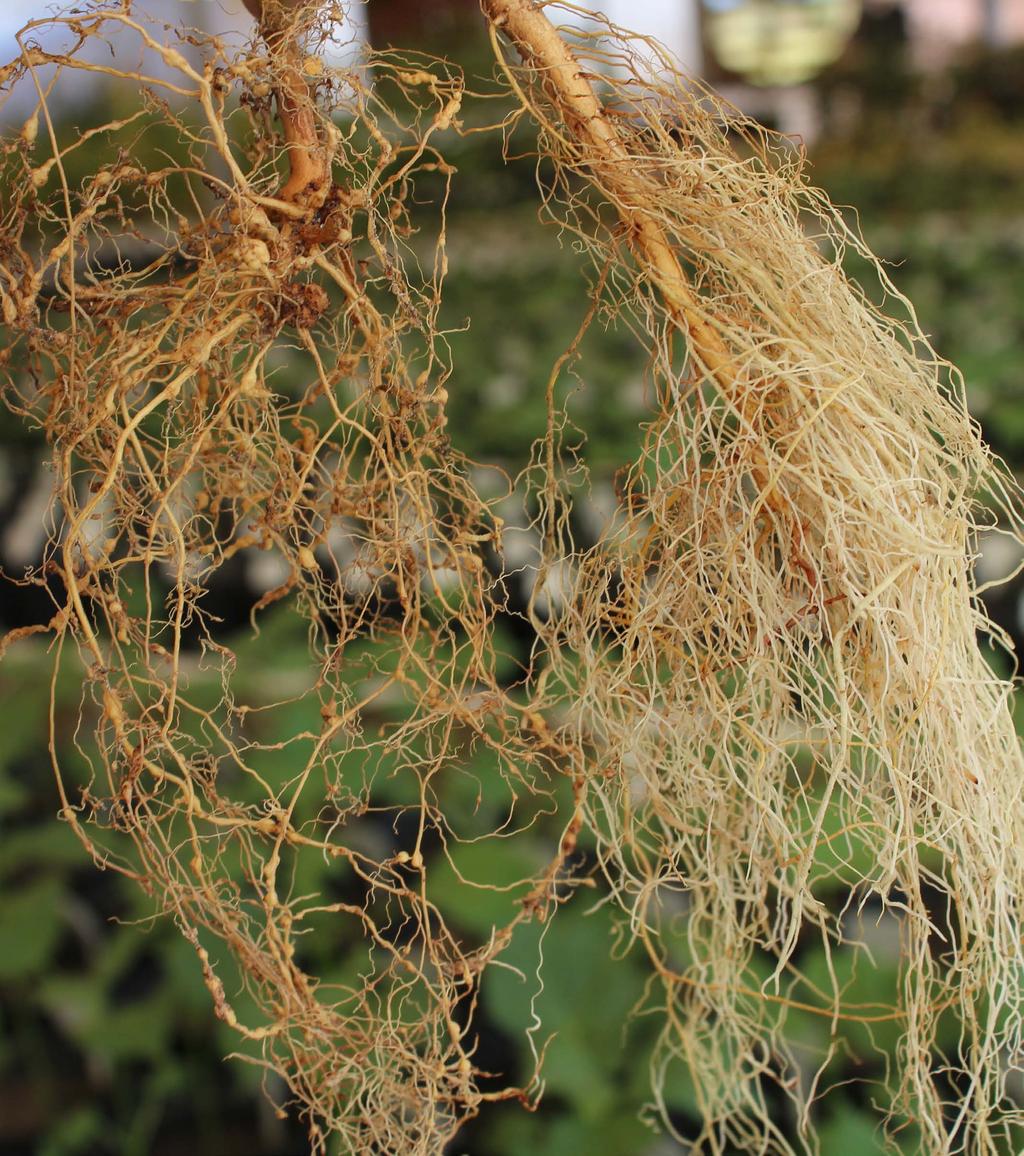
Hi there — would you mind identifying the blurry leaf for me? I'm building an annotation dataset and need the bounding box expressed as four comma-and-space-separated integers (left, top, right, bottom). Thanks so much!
472, 895, 692, 1151
0, 875, 64, 979
818, 1105, 888, 1155
123, 1062, 188, 1156
0, 775, 28, 816
37, 974, 104, 1041
37, 1105, 107, 1156
0, 673, 50, 768
428, 838, 541, 936
797, 784, 882, 894
91, 922, 157, 986
0, 822, 104, 877
473, 1103, 655, 1156
482, 899, 654, 1114
787, 929, 902, 1080
39, 970, 174, 1064
89, 997, 173, 1063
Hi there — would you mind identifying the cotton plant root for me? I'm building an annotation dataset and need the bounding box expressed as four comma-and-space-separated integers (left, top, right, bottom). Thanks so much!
485, 3, 1024, 1152
1, 1, 1023, 1153
0, 6, 578, 1153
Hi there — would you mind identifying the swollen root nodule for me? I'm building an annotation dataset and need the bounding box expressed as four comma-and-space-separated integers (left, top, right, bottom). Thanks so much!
0, 6, 568, 1152
0, 1, 1022, 1153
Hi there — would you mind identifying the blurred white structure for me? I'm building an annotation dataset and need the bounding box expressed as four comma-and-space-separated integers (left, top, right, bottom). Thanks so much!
865, 0, 1024, 64
595, 0, 704, 76
0, 0, 368, 115
3, 1, 1022, 128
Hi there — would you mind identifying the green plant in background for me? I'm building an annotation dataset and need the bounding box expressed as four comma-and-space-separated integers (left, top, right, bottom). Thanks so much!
2, 3, 1024, 1154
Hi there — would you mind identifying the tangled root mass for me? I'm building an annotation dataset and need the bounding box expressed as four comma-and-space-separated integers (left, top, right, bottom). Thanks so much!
1, 3, 1022, 1152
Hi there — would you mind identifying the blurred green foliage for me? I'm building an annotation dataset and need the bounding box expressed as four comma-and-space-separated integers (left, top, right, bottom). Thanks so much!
2, 24, 1024, 1156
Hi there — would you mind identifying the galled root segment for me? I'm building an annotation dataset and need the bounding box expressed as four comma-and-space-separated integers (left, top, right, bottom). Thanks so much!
0, 6, 578, 1153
